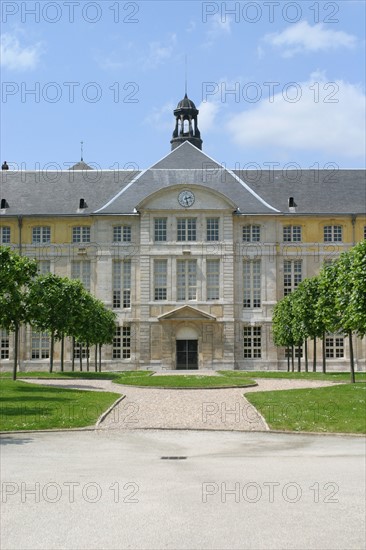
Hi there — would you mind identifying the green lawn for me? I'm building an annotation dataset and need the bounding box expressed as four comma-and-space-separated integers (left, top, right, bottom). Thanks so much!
0, 379, 121, 431
0, 371, 152, 380
219, 371, 366, 382
245, 383, 366, 434
114, 373, 256, 388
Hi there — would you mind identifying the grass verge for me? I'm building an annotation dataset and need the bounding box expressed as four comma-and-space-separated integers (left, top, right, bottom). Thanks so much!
0, 379, 121, 431
219, 371, 366, 383
245, 383, 366, 434
114, 374, 256, 388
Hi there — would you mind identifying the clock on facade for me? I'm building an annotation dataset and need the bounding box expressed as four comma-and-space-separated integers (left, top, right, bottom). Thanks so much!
178, 190, 195, 207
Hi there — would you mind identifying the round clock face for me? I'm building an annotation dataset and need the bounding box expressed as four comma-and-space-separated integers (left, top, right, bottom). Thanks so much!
178, 190, 195, 207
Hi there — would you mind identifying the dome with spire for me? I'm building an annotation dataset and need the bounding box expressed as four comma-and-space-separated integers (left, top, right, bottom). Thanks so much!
176, 93, 197, 110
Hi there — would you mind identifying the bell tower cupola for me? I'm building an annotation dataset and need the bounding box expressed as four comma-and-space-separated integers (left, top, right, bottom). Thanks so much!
170, 93, 203, 151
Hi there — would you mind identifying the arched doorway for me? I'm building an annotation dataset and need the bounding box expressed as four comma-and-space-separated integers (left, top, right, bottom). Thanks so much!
176, 326, 198, 370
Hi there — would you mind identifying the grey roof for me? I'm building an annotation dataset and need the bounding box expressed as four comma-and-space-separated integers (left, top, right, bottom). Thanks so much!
176, 94, 197, 111
68, 161, 94, 170
0, 141, 365, 217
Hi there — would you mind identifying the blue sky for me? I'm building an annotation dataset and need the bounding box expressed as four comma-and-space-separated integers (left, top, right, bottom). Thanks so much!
1, 0, 365, 170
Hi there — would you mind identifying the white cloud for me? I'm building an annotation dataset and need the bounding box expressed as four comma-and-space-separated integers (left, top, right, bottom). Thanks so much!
197, 101, 221, 132
0, 32, 43, 70
144, 33, 177, 68
144, 102, 175, 131
226, 75, 365, 159
202, 13, 232, 49
264, 21, 357, 57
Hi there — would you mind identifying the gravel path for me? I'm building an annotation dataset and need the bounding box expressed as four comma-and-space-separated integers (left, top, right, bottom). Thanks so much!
20, 377, 339, 432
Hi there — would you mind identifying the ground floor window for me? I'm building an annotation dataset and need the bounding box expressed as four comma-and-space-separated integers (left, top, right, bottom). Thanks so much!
113, 326, 131, 359
0, 329, 9, 359
31, 331, 50, 359
73, 341, 89, 359
325, 335, 344, 358
243, 326, 262, 358
285, 346, 303, 358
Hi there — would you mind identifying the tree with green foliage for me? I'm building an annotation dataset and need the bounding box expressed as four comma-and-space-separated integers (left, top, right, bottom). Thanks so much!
28, 275, 87, 372
0, 247, 38, 380
272, 296, 296, 371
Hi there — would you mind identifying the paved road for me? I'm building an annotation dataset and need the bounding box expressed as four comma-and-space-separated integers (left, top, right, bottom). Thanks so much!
1, 430, 365, 550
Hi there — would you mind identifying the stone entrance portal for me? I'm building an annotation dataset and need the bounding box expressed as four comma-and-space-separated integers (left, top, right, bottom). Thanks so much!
176, 340, 198, 370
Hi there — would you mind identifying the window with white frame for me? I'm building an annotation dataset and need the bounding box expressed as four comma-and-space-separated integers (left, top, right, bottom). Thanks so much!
154, 218, 167, 242
32, 226, 51, 244
72, 226, 91, 243
113, 326, 131, 359
285, 346, 303, 358
243, 326, 262, 358
0, 329, 9, 359
283, 225, 302, 242
206, 259, 220, 300
177, 218, 196, 241
113, 260, 131, 308
206, 218, 219, 241
73, 341, 89, 359
243, 260, 261, 308
71, 260, 91, 291
243, 225, 261, 242
31, 331, 50, 359
0, 226, 10, 244
154, 260, 167, 301
284, 260, 302, 296
324, 225, 342, 242
325, 335, 344, 358
37, 260, 51, 274
113, 225, 131, 242
177, 260, 197, 301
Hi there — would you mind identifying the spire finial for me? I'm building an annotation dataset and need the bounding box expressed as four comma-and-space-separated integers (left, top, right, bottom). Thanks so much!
185, 54, 188, 96
80, 140, 84, 162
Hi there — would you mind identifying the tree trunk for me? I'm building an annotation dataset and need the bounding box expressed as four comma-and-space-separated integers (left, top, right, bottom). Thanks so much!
12, 325, 19, 381
286, 347, 290, 372
71, 337, 75, 372
49, 331, 55, 373
60, 334, 64, 372
313, 337, 317, 372
79, 343, 83, 372
99, 344, 102, 372
349, 332, 355, 384
304, 340, 308, 372
297, 344, 301, 372
322, 332, 326, 373
291, 345, 295, 372
94, 345, 98, 372
86, 344, 90, 372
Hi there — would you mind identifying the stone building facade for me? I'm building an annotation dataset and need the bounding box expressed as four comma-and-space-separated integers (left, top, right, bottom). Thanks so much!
0, 94, 365, 371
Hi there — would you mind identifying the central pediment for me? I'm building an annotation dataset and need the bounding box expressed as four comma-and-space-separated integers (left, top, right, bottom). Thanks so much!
158, 305, 216, 321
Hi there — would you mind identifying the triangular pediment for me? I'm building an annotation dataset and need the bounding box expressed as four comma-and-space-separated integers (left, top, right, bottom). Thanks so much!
158, 305, 216, 321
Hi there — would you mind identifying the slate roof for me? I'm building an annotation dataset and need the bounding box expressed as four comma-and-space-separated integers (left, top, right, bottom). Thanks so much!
0, 141, 365, 217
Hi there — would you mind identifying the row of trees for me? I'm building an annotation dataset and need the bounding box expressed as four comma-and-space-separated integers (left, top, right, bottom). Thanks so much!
272, 240, 366, 382
0, 247, 116, 380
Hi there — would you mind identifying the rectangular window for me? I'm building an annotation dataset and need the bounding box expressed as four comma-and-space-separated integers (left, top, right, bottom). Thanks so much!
285, 347, 303, 358
71, 261, 91, 291
154, 218, 167, 242
206, 218, 219, 241
363, 226, 366, 240
243, 260, 261, 308
324, 225, 342, 242
73, 341, 89, 359
177, 218, 196, 242
72, 226, 91, 243
31, 331, 50, 359
0, 226, 10, 244
284, 260, 302, 296
243, 326, 262, 358
113, 326, 131, 359
113, 226, 131, 242
325, 335, 344, 358
113, 260, 131, 308
206, 260, 220, 300
177, 260, 197, 301
32, 226, 51, 244
243, 225, 261, 242
154, 260, 167, 301
0, 329, 9, 359
37, 260, 51, 275
283, 225, 302, 242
